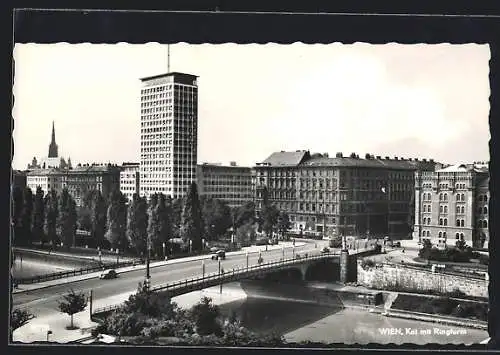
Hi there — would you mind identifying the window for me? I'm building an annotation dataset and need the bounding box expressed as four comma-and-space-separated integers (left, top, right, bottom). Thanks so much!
444, 193, 448, 201
460, 219, 465, 227
456, 206, 460, 213
456, 219, 460, 227
483, 220, 488, 229
444, 219, 448, 226
426, 231, 430, 237
455, 233, 460, 240
444, 206, 448, 213
438, 232, 442, 238
439, 193, 443, 201
443, 232, 447, 239
461, 206, 465, 214
484, 195, 488, 203
439, 218, 443, 226
440, 206, 443, 213
484, 206, 488, 214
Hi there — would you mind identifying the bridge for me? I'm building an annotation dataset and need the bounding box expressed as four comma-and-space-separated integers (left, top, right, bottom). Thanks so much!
92, 246, 377, 316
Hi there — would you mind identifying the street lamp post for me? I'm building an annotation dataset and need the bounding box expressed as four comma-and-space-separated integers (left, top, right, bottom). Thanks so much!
145, 238, 151, 291
97, 247, 102, 264
246, 252, 249, 268
162, 242, 166, 260
218, 258, 222, 294
189, 239, 193, 254
202, 238, 205, 252
282, 246, 285, 261
116, 249, 119, 265
292, 246, 295, 258
202, 260, 205, 278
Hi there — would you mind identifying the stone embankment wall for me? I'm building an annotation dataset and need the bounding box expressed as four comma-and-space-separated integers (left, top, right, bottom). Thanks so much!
357, 262, 488, 298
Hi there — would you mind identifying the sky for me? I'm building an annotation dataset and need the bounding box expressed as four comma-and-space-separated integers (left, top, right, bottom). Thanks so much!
12, 43, 491, 170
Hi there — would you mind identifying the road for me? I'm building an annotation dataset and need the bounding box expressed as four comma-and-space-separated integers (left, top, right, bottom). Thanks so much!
13, 241, 323, 318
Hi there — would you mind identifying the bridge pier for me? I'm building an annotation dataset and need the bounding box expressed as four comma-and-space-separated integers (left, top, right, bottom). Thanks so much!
340, 250, 358, 284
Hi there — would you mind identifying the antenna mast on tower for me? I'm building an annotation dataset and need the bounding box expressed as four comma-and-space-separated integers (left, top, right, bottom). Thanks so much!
167, 44, 170, 73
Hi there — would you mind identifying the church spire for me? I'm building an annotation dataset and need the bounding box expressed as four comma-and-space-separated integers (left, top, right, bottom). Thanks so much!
48, 121, 58, 158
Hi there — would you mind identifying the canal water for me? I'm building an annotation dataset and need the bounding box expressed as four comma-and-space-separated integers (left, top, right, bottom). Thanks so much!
171, 281, 489, 345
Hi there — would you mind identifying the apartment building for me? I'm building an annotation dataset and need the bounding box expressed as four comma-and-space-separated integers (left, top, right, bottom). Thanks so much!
414, 163, 489, 248
253, 150, 440, 239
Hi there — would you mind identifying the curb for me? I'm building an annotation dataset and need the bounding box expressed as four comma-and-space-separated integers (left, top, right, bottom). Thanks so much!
13, 244, 309, 294
385, 310, 488, 330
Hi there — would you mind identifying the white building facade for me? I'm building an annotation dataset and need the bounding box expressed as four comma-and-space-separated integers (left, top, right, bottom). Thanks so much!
120, 162, 140, 202
139, 72, 198, 200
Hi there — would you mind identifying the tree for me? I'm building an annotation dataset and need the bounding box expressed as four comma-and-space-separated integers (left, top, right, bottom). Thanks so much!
58, 188, 77, 249
201, 197, 232, 241
32, 187, 46, 245
147, 194, 160, 255
105, 190, 128, 250
171, 198, 183, 239
156, 193, 172, 252
57, 289, 87, 329
77, 207, 92, 231
182, 183, 204, 252
19, 188, 34, 246
455, 239, 467, 251
89, 190, 107, 248
259, 187, 279, 238
257, 187, 279, 237
190, 296, 222, 336
277, 211, 291, 238
127, 194, 148, 256
11, 186, 24, 246
44, 189, 59, 246
10, 308, 35, 341
234, 201, 256, 229
235, 221, 256, 246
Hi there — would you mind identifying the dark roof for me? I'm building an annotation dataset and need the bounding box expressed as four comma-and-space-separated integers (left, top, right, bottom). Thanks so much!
140, 72, 198, 82
301, 157, 433, 170
260, 151, 310, 167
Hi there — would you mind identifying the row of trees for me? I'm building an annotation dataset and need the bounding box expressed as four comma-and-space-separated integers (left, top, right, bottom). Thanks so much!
12, 186, 78, 248
11, 183, 292, 254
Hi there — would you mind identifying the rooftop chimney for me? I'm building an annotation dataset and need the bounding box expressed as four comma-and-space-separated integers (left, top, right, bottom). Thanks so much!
385, 156, 390, 160
394, 157, 399, 160
230, 161, 237, 167
423, 159, 427, 162
376, 155, 381, 159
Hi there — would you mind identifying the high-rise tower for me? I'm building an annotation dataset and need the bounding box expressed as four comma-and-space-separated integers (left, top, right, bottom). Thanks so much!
48, 121, 58, 158
139, 72, 198, 200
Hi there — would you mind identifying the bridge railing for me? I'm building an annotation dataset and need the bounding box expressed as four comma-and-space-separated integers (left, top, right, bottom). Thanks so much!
92, 251, 341, 315
92, 246, 378, 315
150, 251, 340, 293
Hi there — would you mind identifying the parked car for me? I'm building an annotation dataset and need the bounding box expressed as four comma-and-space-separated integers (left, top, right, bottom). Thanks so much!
321, 247, 330, 254
394, 241, 401, 247
100, 269, 118, 279
210, 246, 219, 253
211, 250, 226, 260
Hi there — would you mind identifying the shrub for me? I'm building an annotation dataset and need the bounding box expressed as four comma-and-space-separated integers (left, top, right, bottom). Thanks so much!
189, 296, 222, 336
361, 258, 376, 270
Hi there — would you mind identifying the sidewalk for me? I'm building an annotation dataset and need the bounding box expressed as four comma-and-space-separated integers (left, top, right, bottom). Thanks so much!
13, 303, 99, 343
13, 241, 307, 294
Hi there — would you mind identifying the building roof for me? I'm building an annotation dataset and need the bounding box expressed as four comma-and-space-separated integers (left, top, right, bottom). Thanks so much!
260, 151, 310, 167
140, 72, 198, 82
302, 156, 433, 170
257, 150, 438, 170
26, 168, 62, 176
436, 163, 489, 174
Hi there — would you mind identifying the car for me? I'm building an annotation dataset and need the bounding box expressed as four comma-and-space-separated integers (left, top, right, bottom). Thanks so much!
100, 269, 118, 279
321, 247, 330, 254
209, 246, 219, 253
394, 241, 401, 247
211, 250, 226, 260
